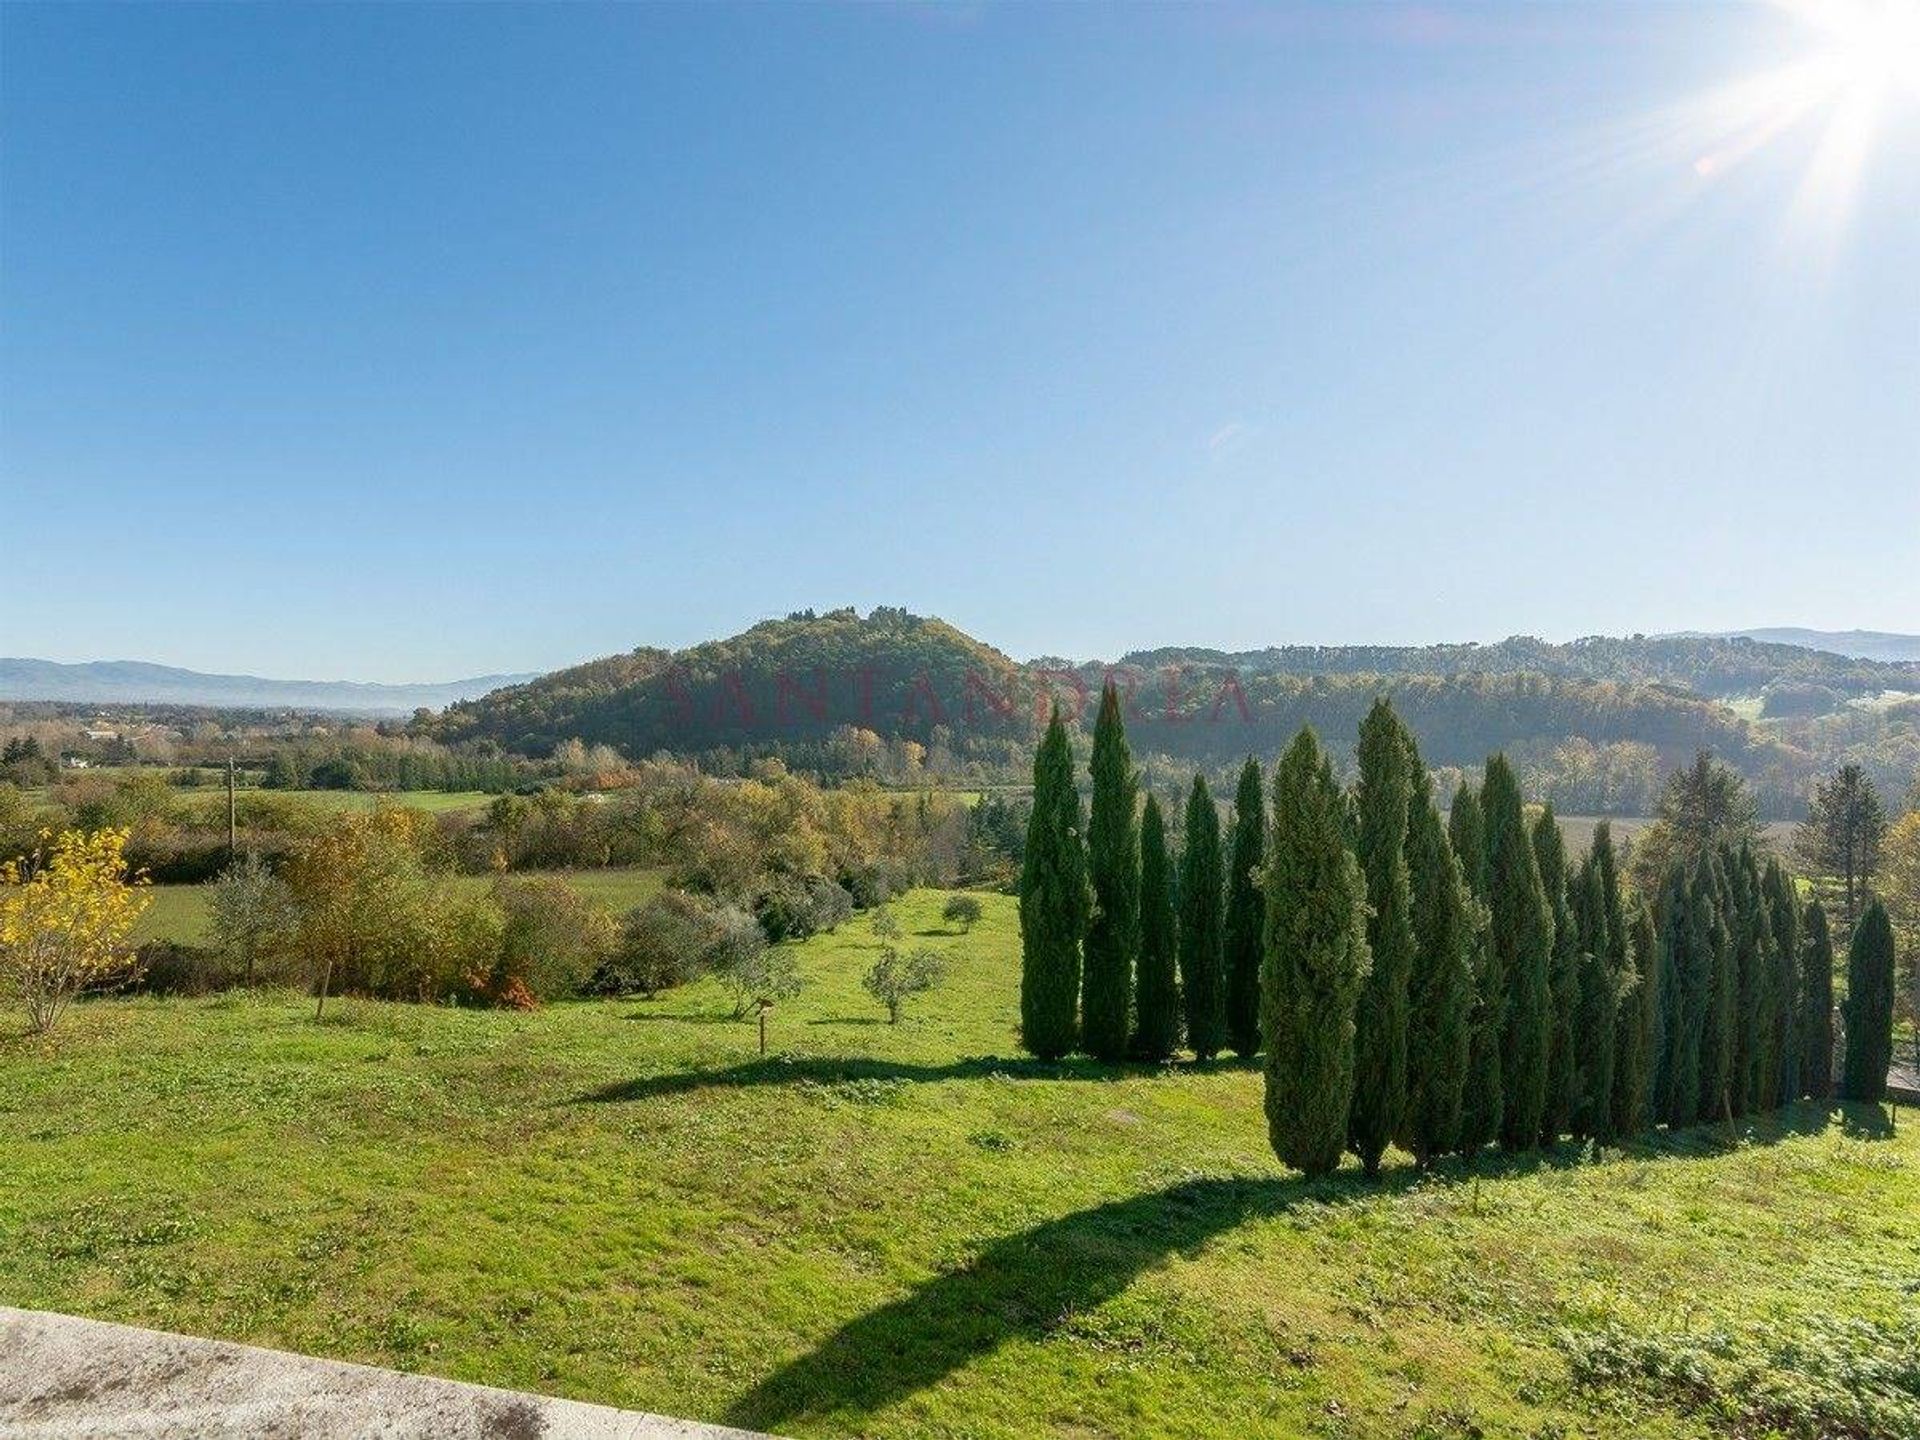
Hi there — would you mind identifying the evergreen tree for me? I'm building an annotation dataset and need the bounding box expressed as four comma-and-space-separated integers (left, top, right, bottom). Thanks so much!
1802, 901, 1836, 1100
1612, 897, 1657, 1136
1570, 846, 1616, 1140
1763, 859, 1802, 1105
1449, 782, 1502, 1154
1224, 757, 1267, 1058
1729, 846, 1776, 1115
1841, 899, 1896, 1103
1262, 728, 1372, 1178
1656, 863, 1705, 1129
1018, 709, 1088, 1059
1401, 749, 1474, 1166
1482, 755, 1553, 1152
1178, 774, 1228, 1061
1082, 683, 1139, 1062
1348, 700, 1416, 1176
1532, 805, 1579, 1145
1696, 852, 1736, 1124
1132, 794, 1180, 1061
1796, 764, 1888, 939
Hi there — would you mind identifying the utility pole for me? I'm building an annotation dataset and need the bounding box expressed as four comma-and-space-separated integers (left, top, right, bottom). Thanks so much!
227, 755, 238, 863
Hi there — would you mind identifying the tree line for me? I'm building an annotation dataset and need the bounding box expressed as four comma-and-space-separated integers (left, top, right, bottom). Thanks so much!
1019, 686, 1902, 1177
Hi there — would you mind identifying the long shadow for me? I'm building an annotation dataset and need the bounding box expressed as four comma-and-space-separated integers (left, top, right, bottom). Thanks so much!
573, 1053, 1257, 1105
721, 1101, 1873, 1432
720, 1173, 1360, 1432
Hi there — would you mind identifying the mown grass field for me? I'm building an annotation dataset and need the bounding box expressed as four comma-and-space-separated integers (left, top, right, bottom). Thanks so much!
4, 889, 1916, 1438
134, 865, 667, 946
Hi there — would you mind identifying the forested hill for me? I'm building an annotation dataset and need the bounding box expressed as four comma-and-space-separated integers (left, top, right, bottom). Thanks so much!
1118, 633, 1920, 698
420, 609, 1919, 813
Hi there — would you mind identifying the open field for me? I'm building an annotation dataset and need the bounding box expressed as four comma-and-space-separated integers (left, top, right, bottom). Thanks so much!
1549, 813, 1797, 856
134, 866, 667, 947
4, 888, 1916, 1438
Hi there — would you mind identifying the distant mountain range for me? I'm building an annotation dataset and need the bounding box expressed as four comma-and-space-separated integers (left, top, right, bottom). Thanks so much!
1711, 629, 1920, 664
0, 659, 536, 714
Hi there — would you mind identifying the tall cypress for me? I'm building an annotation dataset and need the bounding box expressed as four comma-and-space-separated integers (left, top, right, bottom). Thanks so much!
1133, 794, 1180, 1061
1224, 757, 1267, 1058
1401, 751, 1474, 1166
1841, 899, 1896, 1103
1570, 845, 1616, 1141
1532, 805, 1579, 1145
1730, 846, 1776, 1115
1262, 727, 1372, 1178
1082, 683, 1139, 1062
1612, 896, 1657, 1137
1696, 852, 1736, 1125
1018, 709, 1089, 1060
1802, 901, 1836, 1100
1763, 859, 1802, 1105
1178, 774, 1227, 1061
1483, 755, 1553, 1152
1656, 862, 1706, 1129
1348, 700, 1416, 1176
1449, 782, 1501, 1154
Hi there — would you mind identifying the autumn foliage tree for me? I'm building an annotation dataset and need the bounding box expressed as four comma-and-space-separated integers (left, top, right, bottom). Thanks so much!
0, 827, 151, 1034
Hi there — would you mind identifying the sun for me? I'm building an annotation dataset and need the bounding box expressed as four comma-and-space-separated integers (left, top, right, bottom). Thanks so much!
1795, 0, 1920, 97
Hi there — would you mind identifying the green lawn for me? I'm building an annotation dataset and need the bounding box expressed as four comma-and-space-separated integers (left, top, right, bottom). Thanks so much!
178, 788, 502, 815
5, 888, 1916, 1438
135, 866, 667, 947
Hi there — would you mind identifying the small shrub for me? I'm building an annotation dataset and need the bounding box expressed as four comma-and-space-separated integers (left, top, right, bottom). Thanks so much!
490, 874, 618, 1003
942, 894, 983, 932
593, 890, 721, 998
863, 945, 945, 1024
711, 905, 800, 1018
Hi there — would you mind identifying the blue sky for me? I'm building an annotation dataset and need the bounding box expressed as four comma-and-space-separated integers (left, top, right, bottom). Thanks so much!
4, 2, 1916, 681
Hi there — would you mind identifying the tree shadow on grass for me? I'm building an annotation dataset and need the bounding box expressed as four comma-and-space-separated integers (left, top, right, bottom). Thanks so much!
572, 1053, 1255, 1105
719, 1172, 1346, 1433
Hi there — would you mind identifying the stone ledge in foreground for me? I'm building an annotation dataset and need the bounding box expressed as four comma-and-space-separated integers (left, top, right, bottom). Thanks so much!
0, 1306, 773, 1440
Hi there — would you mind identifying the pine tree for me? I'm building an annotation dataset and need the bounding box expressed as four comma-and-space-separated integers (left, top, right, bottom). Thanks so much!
1347, 700, 1416, 1176
1695, 852, 1736, 1125
1802, 901, 1836, 1100
1570, 845, 1616, 1140
1400, 746, 1474, 1166
1262, 728, 1372, 1178
1224, 757, 1267, 1058
1449, 782, 1501, 1154
1763, 859, 1802, 1105
1178, 774, 1227, 1061
1841, 899, 1896, 1103
1133, 793, 1180, 1061
1482, 755, 1552, 1152
1532, 805, 1579, 1145
1612, 896, 1657, 1137
1082, 683, 1139, 1062
1018, 708, 1088, 1060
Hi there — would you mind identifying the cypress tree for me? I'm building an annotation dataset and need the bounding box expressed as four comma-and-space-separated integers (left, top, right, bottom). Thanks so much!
1655, 863, 1702, 1129
1696, 852, 1736, 1125
1018, 708, 1088, 1060
1082, 682, 1139, 1062
1401, 751, 1474, 1166
1348, 700, 1416, 1176
1224, 757, 1267, 1058
1133, 794, 1180, 1061
1730, 846, 1776, 1115
1763, 859, 1802, 1105
1570, 846, 1616, 1140
1802, 901, 1836, 1100
1482, 755, 1552, 1152
1841, 899, 1896, 1103
1449, 782, 1501, 1154
1612, 896, 1657, 1137
1178, 774, 1227, 1061
1262, 728, 1372, 1178
1532, 805, 1579, 1145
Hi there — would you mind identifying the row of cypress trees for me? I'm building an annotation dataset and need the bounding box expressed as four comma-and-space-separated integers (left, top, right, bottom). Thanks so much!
1018, 686, 1899, 1178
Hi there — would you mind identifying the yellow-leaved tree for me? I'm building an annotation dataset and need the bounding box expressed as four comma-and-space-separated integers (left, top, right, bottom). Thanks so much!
0, 827, 151, 1033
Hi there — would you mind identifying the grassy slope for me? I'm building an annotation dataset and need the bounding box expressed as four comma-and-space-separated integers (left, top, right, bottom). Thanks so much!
135, 867, 666, 946
2, 889, 1914, 1439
